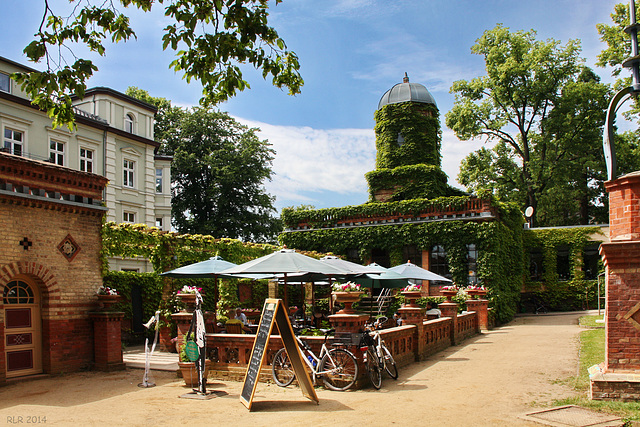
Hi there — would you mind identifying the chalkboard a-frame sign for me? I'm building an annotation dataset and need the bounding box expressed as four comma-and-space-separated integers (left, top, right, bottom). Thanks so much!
240, 298, 318, 410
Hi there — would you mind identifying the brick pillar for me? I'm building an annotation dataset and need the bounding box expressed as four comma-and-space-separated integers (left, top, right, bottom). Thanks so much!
328, 313, 368, 335
172, 312, 193, 356
592, 172, 640, 400
398, 306, 425, 360
91, 312, 125, 371
466, 299, 489, 332
439, 302, 458, 345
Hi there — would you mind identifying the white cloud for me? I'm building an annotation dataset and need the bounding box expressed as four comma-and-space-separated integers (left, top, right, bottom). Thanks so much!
233, 117, 376, 208
234, 116, 491, 210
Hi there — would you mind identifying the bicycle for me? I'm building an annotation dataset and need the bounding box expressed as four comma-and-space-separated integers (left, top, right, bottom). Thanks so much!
272, 328, 359, 391
359, 316, 398, 389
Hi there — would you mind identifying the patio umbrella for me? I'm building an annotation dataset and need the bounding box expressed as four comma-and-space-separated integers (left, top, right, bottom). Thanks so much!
351, 266, 411, 289
221, 249, 344, 309
318, 256, 382, 275
388, 262, 452, 283
161, 256, 269, 323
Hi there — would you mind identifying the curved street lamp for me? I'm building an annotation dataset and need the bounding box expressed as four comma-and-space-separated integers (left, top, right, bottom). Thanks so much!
604, 0, 640, 181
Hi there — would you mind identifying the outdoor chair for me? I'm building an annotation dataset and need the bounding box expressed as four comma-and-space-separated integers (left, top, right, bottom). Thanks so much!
225, 322, 244, 334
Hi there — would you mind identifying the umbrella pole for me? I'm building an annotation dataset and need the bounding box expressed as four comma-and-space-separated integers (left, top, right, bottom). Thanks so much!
311, 281, 315, 328
328, 277, 334, 314
213, 275, 219, 331
284, 273, 289, 311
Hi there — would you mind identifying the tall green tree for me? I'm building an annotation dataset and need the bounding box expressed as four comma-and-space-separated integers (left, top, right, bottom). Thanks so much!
169, 108, 280, 242
126, 87, 281, 242
13, 0, 302, 130
447, 25, 610, 226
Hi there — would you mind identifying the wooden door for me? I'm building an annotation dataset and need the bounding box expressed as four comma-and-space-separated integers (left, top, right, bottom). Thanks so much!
3, 279, 42, 378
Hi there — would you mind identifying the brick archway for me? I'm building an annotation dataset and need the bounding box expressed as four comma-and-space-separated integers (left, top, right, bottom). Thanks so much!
0, 262, 60, 380
0, 262, 59, 300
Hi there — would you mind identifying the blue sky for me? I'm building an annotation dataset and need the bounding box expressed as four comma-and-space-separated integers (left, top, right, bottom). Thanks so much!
2, 0, 623, 212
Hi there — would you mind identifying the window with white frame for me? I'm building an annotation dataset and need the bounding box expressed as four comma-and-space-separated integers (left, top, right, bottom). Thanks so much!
155, 217, 163, 228
0, 74, 10, 93
125, 113, 134, 133
123, 159, 135, 188
4, 128, 23, 156
49, 140, 65, 165
80, 148, 94, 173
123, 211, 136, 223
155, 168, 163, 193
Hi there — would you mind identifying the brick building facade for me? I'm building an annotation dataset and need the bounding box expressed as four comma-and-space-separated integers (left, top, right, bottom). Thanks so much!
0, 151, 107, 381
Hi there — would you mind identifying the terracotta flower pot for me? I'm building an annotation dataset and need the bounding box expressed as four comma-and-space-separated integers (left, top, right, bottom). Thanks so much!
440, 289, 457, 302
97, 294, 121, 311
332, 291, 364, 314
401, 291, 422, 307
178, 360, 211, 387
177, 293, 197, 313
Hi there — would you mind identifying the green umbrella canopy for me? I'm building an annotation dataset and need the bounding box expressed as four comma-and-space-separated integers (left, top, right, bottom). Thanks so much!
388, 262, 452, 282
161, 256, 269, 279
319, 256, 382, 275
351, 263, 411, 289
220, 249, 344, 276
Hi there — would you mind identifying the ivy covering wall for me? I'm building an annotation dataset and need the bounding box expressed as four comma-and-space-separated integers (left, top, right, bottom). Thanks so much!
282, 196, 481, 230
521, 226, 604, 312
365, 165, 464, 202
280, 199, 525, 324
373, 102, 442, 168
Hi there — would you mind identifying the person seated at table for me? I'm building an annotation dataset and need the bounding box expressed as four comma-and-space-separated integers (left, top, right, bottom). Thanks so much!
425, 302, 441, 318
393, 312, 403, 326
234, 308, 252, 333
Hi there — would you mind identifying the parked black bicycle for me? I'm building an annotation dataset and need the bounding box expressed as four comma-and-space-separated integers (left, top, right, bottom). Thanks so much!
359, 316, 398, 389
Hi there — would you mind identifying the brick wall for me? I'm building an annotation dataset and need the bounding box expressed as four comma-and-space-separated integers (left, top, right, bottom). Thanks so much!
0, 153, 107, 381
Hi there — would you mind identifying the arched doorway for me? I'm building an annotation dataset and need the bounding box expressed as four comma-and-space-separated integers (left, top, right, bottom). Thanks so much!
3, 278, 42, 378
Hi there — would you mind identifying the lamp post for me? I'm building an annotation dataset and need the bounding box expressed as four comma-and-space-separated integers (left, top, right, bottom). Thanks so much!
603, 0, 640, 181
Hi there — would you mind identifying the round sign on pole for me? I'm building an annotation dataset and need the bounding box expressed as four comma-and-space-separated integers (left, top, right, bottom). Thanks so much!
524, 206, 534, 218
184, 340, 199, 362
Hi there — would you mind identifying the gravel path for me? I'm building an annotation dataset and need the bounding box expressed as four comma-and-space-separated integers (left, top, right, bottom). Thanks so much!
0, 312, 588, 426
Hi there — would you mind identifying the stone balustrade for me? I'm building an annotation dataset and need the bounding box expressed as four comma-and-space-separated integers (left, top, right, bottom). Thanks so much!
202, 297, 487, 385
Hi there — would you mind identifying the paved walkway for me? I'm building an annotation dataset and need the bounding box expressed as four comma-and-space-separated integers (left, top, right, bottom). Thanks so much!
123, 345, 179, 371
0, 311, 605, 426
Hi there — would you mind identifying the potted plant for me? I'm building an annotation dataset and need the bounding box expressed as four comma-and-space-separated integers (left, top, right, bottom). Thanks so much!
177, 333, 211, 387
331, 282, 364, 314
465, 285, 487, 300
401, 283, 422, 307
177, 285, 202, 313
440, 285, 459, 302
96, 285, 121, 311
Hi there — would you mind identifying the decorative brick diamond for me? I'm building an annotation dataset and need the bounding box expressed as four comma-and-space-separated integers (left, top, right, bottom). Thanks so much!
57, 234, 81, 262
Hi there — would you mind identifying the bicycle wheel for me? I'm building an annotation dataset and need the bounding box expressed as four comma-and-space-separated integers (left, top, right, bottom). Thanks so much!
365, 348, 382, 389
319, 348, 358, 391
381, 344, 398, 379
272, 348, 295, 387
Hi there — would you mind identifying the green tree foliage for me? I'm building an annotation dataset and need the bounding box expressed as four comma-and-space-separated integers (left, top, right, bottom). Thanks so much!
447, 25, 610, 226
125, 87, 281, 241
12, 0, 302, 130
169, 108, 280, 241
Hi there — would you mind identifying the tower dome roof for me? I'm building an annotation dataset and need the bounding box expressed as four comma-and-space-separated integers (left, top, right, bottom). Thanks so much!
377, 73, 437, 110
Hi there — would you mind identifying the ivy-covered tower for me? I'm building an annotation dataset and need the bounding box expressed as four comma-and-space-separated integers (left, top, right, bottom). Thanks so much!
366, 74, 459, 202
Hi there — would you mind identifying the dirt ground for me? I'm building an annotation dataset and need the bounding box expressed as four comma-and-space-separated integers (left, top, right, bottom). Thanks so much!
0, 312, 588, 426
